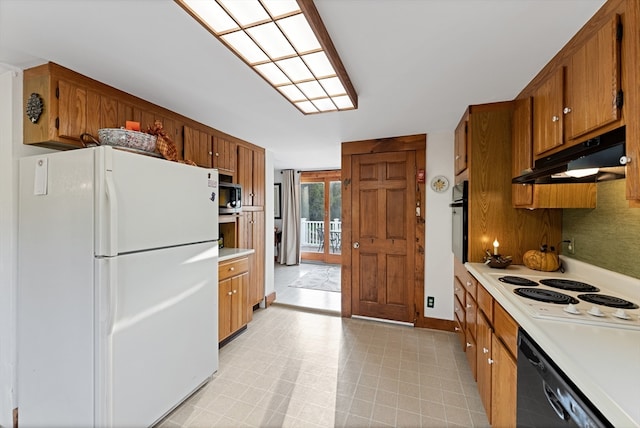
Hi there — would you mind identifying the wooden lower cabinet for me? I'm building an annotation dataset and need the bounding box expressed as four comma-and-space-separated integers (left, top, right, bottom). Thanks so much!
239, 210, 265, 309
457, 267, 518, 428
490, 334, 517, 427
218, 256, 250, 343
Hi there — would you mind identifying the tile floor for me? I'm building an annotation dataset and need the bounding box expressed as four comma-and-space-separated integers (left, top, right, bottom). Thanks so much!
272, 262, 341, 314
157, 305, 490, 427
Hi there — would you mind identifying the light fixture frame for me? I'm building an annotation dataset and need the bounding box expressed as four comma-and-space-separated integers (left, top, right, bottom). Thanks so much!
175, 0, 358, 115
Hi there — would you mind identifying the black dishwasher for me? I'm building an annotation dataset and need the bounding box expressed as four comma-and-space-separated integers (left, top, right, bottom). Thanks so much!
517, 329, 612, 428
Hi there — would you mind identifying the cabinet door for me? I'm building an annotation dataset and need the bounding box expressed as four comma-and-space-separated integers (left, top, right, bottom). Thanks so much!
565, 15, 621, 141
213, 136, 237, 172
237, 145, 254, 206
218, 279, 232, 341
476, 312, 492, 421
239, 212, 265, 308
533, 68, 564, 157
230, 272, 249, 332
57, 79, 88, 141
491, 335, 517, 428
454, 117, 468, 175
184, 125, 213, 168
252, 149, 265, 207
512, 97, 534, 207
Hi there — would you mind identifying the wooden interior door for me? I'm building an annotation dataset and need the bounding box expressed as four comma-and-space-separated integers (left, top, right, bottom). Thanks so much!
350, 151, 416, 322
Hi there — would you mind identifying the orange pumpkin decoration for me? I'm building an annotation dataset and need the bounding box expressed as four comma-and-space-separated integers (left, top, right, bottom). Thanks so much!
523, 245, 560, 272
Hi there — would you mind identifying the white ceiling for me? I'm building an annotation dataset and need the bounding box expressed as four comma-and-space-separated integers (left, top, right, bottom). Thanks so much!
0, 0, 605, 170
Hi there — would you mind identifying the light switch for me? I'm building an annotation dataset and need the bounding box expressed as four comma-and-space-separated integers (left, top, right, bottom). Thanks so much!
33, 158, 48, 195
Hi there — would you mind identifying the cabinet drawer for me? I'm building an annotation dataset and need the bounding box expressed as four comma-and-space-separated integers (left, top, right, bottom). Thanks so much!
465, 294, 477, 340
218, 257, 249, 281
494, 303, 519, 358
454, 277, 466, 307
477, 284, 494, 320
454, 295, 465, 326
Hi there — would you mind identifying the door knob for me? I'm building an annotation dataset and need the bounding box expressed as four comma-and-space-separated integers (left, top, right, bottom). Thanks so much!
353, 242, 359, 249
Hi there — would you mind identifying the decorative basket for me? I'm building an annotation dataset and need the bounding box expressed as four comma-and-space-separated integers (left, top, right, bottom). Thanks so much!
98, 128, 157, 153
483, 254, 513, 269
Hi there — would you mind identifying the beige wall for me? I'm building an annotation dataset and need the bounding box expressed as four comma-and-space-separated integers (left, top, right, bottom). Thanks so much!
563, 179, 640, 279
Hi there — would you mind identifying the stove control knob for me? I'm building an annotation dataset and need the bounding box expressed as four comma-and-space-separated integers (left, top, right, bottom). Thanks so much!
588, 306, 603, 317
564, 303, 580, 315
612, 309, 631, 320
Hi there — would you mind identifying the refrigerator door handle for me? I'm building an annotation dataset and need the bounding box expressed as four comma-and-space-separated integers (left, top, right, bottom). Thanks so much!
105, 171, 119, 256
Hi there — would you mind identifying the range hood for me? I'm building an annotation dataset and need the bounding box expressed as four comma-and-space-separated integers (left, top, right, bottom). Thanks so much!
513, 126, 626, 184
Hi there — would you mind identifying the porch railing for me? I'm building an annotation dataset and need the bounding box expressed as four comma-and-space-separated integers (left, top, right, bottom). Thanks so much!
301, 218, 341, 247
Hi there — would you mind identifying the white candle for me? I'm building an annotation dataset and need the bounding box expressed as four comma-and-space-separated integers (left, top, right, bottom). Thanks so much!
493, 238, 499, 255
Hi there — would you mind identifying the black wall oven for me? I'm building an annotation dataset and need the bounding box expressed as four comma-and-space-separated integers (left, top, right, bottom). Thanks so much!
450, 180, 468, 262
517, 329, 612, 427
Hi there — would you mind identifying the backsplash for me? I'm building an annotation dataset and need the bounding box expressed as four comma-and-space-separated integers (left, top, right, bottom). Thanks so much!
563, 179, 640, 279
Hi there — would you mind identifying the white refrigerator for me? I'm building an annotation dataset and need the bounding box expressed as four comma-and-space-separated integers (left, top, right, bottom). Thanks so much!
18, 146, 219, 427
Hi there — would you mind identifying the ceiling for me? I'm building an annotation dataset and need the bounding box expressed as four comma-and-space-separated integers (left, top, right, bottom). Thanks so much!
0, 0, 605, 170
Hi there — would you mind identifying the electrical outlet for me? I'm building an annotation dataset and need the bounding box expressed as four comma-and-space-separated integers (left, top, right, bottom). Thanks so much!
427, 296, 435, 308
567, 238, 575, 254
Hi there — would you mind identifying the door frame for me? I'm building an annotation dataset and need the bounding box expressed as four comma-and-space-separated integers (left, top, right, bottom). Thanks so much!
300, 170, 342, 264
340, 134, 427, 327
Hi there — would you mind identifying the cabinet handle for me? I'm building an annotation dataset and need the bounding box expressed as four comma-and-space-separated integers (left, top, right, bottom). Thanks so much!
215, 152, 219, 156
563, 107, 572, 114
466, 304, 472, 309
466, 342, 472, 348
229, 267, 235, 271
552, 115, 560, 122
454, 327, 460, 331
455, 287, 460, 292
483, 347, 489, 354
455, 155, 460, 160
209, 151, 213, 155
488, 358, 494, 365
620, 156, 632, 165
233, 289, 237, 294
227, 291, 232, 296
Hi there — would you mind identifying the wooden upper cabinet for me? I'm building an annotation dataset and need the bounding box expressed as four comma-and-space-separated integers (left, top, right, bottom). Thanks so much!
533, 15, 622, 160
454, 114, 468, 176
237, 145, 265, 207
183, 125, 213, 168
564, 15, 621, 141
512, 97, 534, 207
533, 68, 564, 157
212, 135, 237, 173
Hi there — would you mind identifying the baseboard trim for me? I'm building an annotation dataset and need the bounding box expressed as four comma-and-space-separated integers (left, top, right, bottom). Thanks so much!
419, 317, 456, 332
264, 291, 276, 307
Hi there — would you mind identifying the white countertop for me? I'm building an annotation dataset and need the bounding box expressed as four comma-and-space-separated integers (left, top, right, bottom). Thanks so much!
466, 258, 640, 427
219, 248, 254, 262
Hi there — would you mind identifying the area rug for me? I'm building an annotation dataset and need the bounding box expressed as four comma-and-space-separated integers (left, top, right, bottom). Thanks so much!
288, 266, 341, 293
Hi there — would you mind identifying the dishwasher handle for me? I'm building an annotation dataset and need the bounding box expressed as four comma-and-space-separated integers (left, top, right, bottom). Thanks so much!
544, 381, 570, 422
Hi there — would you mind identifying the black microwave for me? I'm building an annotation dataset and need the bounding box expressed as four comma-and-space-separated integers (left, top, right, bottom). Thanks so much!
219, 182, 242, 214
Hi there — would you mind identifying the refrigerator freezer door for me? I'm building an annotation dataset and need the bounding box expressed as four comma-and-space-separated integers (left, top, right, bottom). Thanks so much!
96, 147, 219, 256
18, 149, 96, 426
96, 242, 218, 427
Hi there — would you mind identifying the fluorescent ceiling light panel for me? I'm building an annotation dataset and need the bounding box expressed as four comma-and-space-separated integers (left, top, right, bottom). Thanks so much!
312, 98, 337, 112
262, 0, 300, 18
182, 0, 238, 33
277, 14, 321, 53
221, 31, 269, 63
247, 22, 296, 60
297, 81, 326, 99
319, 77, 345, 96
175, 0, 357, 114
254, 63, 291, 85
302, 52, 334, 78
295, 101, 318, 113
277, 57, 314, 82
332, 95, 354, 109
219, 0, 269, 26
278, 85, 306, 102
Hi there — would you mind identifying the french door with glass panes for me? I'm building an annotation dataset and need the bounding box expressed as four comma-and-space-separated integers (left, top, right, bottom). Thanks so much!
300, 170, 341, 264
